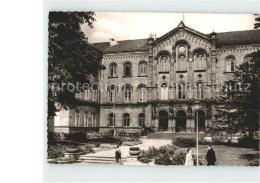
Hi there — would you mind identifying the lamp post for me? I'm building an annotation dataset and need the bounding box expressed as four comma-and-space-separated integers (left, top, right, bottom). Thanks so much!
196, 105, 202, 166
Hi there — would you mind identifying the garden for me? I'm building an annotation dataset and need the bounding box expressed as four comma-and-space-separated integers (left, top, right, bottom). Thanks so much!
48, 131, 142, 160
137, 136, 259, 166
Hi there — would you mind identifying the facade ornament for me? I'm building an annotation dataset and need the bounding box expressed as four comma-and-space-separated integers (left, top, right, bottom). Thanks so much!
169, 100, 174, 119
187, 100, 193, 119
151, 101, 157, 120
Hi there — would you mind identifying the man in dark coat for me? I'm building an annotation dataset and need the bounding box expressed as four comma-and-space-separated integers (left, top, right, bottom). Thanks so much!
115, 144, 122, 164
206, 145, 216, 166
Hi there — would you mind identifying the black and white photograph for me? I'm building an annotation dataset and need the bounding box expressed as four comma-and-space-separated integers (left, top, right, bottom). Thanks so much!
47, 12, 260, 166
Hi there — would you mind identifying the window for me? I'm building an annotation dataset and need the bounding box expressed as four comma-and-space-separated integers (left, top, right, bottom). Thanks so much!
75, 111, 79, 126
109, 113, 115, 126
178, 83, 186, 99
177, 45, 188, 71
194, 52, 206, 70
110, 63, 117, 77
108, 85, 117, 102
92, 84, 98, 102
124, 85, 132, 102
139, 61, 147, 75
158, 56, 169, 72
84, 88, 90, 100
123, 113, 130, 127
245, 55, 253, 71
196, 82, 204, 99
84, 112, 88, 127
139, 86, 146, 102
226, 56, 236, 72
160, 83, 168, 100
138, 113, 145, 127
75, 92, 80, 99
124, 62, 132, 77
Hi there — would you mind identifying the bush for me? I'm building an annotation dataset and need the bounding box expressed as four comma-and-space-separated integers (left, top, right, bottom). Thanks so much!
172, 137, 196, 147
137, 154, 152, 164
238, 136, 259, 148
117, 132, 141, 141
48, 132, 65, 142
171, 149, 186, 165
155, 153, 172, 165
65, 131, 87, 142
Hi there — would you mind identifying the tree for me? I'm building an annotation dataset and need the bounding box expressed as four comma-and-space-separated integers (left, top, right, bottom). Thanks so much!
254, 14, 260, 29
48, 12, 103, 119
215, 51, 260, 140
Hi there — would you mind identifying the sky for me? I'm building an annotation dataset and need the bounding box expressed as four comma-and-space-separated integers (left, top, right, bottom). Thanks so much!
81, 12, 256, 43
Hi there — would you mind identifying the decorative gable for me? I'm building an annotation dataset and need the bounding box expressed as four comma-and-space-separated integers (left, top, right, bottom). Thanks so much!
153, 21, 211, 56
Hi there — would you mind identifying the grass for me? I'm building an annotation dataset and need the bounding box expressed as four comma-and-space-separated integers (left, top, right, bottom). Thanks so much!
189, 145, 259, 166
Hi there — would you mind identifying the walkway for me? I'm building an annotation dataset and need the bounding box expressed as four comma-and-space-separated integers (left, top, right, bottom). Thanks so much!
78, 139, 172, 165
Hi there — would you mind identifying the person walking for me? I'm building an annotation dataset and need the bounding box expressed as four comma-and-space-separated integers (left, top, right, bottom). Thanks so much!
115, 144, 122, 164
184, 148, 194, 166
206, 145, 216, 166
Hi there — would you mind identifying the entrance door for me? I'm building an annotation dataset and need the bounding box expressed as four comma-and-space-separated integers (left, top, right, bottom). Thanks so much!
175, 110, 187, 132
158, 110, 169, 131
195, 110, 206, 132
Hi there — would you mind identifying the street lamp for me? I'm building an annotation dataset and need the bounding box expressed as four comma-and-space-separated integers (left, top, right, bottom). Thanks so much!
195, 105, 202, 166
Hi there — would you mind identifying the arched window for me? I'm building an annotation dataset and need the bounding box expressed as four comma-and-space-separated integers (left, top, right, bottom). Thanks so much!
83, 85, 91, 100
110, 63, 117, 77
108, 113, 115, 126
92, 84, 98, 102
159, 56, 170, 72
139, 86, 146, 102
196, 82, 204, 99
75, 111, 79, 126
194, 52, 206, 70
245, 55, 253, 70
84, 112, 88, 127
139, 61, 147, 75
75, 92, 80, 99
124, 85, 132, 102
177, 45, 188, 71
108, 85, 117, 102
123, 113, 130, 127
138, 113, 145, 127
178, 83, 186, 99
226, 56, 236, 72
160, 83, 168, 100
124, 62, 132, 77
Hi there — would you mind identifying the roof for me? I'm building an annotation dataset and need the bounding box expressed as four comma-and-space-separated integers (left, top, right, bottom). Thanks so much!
216, 30, 260, 46
92, 38, 148, 53
92, 25, 260, 53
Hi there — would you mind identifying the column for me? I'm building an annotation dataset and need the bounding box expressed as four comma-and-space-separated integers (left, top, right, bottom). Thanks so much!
186, 119, 192, 132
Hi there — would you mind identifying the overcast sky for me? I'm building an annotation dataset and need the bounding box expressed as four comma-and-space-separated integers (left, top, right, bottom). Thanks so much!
81, 12, 256, 43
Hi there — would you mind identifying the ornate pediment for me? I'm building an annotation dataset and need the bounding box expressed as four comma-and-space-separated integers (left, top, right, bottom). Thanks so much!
153, 21, 211, 55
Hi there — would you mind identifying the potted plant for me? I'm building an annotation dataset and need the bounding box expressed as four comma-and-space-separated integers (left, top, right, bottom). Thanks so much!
129, 147, 141, 156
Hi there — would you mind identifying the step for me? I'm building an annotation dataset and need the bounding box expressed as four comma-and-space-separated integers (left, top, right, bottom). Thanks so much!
80, 155, 127, 159
79, 157, 126, 162
75, 160, 114, 164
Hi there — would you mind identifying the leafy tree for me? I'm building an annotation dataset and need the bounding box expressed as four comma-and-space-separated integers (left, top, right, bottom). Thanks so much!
254, 14, 260, 29
48, 12, 103, 119
215, 51, 260, 140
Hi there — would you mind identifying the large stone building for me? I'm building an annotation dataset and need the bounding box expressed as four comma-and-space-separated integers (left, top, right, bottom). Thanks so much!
53, 22, 260, 134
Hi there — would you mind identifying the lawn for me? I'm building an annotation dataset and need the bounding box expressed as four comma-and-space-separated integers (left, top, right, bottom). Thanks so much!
190, 145, 259, 166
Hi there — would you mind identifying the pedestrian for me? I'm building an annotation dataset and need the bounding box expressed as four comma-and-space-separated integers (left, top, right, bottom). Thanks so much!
115, 144, 122, 164
184, 148, 194, 166
206, 145, 216, 166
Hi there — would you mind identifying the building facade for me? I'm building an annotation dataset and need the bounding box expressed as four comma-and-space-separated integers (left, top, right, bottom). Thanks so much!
53, 22, 260, 134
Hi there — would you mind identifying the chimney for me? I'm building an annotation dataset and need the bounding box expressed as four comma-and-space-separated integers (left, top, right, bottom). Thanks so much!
149, 34, 156, 40
109, 38, 117, 46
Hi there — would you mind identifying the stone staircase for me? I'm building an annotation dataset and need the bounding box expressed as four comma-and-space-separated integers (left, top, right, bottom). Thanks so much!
147, 132, 205, 140
75, 155, 127, 164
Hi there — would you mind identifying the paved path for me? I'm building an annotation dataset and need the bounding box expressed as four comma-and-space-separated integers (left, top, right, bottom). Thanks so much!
87, 139, 171, 160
